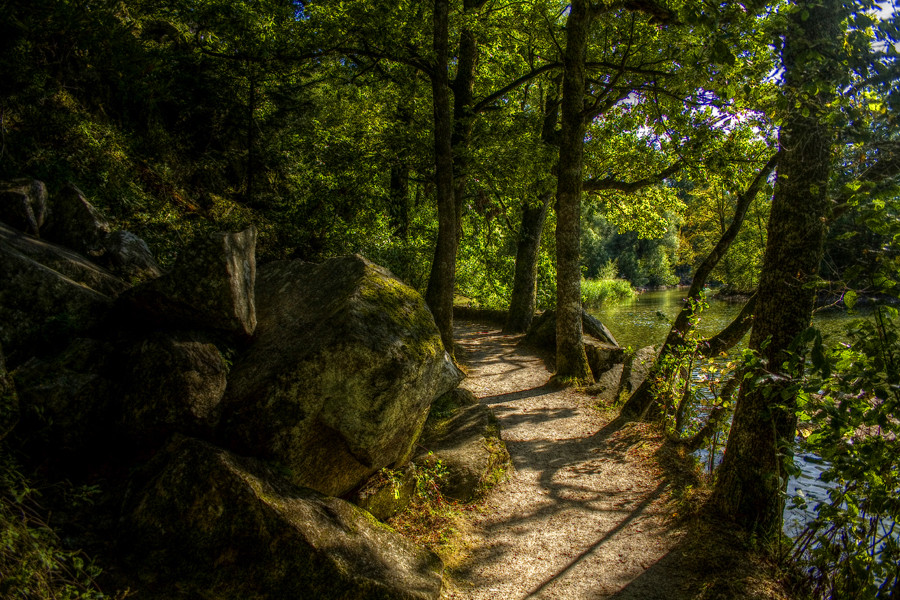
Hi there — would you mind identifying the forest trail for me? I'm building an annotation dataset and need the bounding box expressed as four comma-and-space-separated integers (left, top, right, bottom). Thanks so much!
444, 320, 689, 600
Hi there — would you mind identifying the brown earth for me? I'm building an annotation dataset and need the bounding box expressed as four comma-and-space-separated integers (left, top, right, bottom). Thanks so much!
441, 320, 796, 600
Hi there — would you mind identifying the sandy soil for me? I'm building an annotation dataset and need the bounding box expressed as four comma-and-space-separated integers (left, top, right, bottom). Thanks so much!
444, 320, 691, 600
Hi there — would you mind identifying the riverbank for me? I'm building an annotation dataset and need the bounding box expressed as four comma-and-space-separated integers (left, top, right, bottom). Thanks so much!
437, 320, 798, 599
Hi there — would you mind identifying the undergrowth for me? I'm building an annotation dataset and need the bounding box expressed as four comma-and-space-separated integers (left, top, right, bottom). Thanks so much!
388, 450, 509, 563
387, 454, 461, 550
0, 450, 126, 600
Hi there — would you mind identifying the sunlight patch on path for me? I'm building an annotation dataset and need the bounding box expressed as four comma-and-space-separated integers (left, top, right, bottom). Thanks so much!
446, 322, 686, 600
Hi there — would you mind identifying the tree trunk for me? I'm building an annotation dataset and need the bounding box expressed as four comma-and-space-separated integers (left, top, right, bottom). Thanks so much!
424, 0, 458, 358
554, 0, 592, 383
389, 82, 415, 239
713, 0, 841, 538
620, 155, 777, 420
450, 2, 483, 241
505, 193, 552, 333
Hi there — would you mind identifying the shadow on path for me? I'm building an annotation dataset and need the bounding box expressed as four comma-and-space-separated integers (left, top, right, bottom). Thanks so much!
448, 321, 686, 599
524, 480, 668, 599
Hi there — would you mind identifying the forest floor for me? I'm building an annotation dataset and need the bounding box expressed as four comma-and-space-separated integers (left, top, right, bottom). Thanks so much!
438, 319, 797, 600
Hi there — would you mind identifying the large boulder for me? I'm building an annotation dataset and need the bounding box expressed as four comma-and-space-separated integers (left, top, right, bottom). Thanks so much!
35, 183, 161, 282
583, 338, 626, 380
122, 331, 228, 442
123, 227, 256, 336
0, 227, 124, 361
351, 463, 419, 522
0, 179, 48, 236
583, 311, 619, 346
11, 338, 119, 455
220, 255, 463, 496
124, 436, 444, 600
415, 388, 508, 503
621, 345, 658, 398
351, 388, 510, 519
0, 221, 128, 297
41, 183, 111, 254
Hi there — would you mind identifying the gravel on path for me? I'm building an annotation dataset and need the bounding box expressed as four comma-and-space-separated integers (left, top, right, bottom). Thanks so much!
444, 321, 690, 600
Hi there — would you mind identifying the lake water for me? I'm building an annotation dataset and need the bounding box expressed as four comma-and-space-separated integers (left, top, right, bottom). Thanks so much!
589, 287, 856, 351
589, 287, 862, 534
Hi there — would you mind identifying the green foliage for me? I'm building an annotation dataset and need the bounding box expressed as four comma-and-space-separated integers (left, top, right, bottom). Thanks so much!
790, 306, 900, 599
387, 453, 460, 550
582, 209, 683, 288
580, 277, 635, 308
0, 451, 121, 600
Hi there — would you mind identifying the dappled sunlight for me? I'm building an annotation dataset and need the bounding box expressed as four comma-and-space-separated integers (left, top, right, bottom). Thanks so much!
447, 320, 685, 599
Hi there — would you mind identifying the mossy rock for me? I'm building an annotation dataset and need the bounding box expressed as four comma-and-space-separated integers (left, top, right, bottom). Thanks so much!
219, 255, 463, 497
122, 331, 228, 443
584, 339, 626, 380
350, 463, 418, 522
124, 436, 444, 600
350, 388, 509, 519
0, 179, 48, 236
524, 308, 619, 352
0, 222, 125, 362
416, 388, 509, 503
122, 226, 257, 336
620, 345, 658, 400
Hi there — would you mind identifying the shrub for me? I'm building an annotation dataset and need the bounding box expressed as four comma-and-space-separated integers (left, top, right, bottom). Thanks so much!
581, 278, 635, 308
0, 451, 121, 600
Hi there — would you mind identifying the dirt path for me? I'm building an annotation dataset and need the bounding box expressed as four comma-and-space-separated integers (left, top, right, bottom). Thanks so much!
444, 321, 688, 600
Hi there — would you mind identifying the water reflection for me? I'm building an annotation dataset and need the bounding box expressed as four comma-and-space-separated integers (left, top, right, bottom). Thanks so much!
589, 288, 857, 351
589, 288, 864, 533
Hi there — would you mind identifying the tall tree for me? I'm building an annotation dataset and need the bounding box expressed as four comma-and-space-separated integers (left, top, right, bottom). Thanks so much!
713, 0, 843, 537
554, 0, 594, 382
423, 0, 458, 357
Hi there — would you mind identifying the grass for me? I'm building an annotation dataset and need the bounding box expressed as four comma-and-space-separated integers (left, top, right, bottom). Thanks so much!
0, 451, 126, 600
581, 278, 635, 308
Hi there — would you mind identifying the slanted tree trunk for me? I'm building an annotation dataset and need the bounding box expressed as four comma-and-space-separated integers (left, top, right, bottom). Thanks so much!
505, 193, 552, 333
713, 0, 841, 538
621, 155, 777, 420
554, 0, 592, 383
424, 0, 458, 358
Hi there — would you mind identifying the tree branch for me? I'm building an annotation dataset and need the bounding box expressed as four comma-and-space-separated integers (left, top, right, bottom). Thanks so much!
583, 158, 685, 193
472, 62, 562, 114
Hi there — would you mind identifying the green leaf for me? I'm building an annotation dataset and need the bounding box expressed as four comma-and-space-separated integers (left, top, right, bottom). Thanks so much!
843, 290, 857, 310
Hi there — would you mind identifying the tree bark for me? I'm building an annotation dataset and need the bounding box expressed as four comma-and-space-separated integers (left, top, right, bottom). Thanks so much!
424, 0, 458, 358
713, 0, 841, 538
450, 1, 484, 241
505, 193, 552, 333
554, 0, 592, 383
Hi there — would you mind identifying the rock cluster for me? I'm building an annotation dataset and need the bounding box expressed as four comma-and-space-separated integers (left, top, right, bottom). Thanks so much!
0, 178, 505, 599
524, 308, 655, 402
